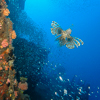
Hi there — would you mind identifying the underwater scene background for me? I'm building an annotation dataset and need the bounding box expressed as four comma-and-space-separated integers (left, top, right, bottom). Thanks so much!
5, 0, 100, 100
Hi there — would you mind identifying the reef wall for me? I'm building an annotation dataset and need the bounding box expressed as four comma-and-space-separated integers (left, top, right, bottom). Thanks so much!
0, 0, 30, 99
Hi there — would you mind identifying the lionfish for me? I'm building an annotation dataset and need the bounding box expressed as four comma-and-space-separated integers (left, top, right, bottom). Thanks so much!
51, 21, 84, 49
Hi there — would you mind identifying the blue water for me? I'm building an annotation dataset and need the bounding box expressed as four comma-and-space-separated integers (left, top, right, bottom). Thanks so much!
24, 0, 100, 99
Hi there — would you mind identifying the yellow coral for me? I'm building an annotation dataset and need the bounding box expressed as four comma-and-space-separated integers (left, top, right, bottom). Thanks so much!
11, 30, 16, 39
51, 21, 84, 49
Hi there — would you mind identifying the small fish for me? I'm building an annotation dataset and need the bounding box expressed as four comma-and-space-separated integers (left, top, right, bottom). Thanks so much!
88, 86, 90, 89
59, 76, 63, 82
64, 89, 67, 96
55, 92, 59, 97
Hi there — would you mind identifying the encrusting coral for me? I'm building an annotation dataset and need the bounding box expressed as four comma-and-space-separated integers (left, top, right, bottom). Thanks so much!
51, 21, 84, 49
0, 0, 30, 100
18, 77, 28, 91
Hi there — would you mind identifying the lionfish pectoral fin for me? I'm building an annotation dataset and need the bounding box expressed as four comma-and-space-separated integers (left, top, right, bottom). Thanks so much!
56, 36, 67, 46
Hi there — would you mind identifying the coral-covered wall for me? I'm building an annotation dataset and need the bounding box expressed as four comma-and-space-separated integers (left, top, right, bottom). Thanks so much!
0, 0, 29, 100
